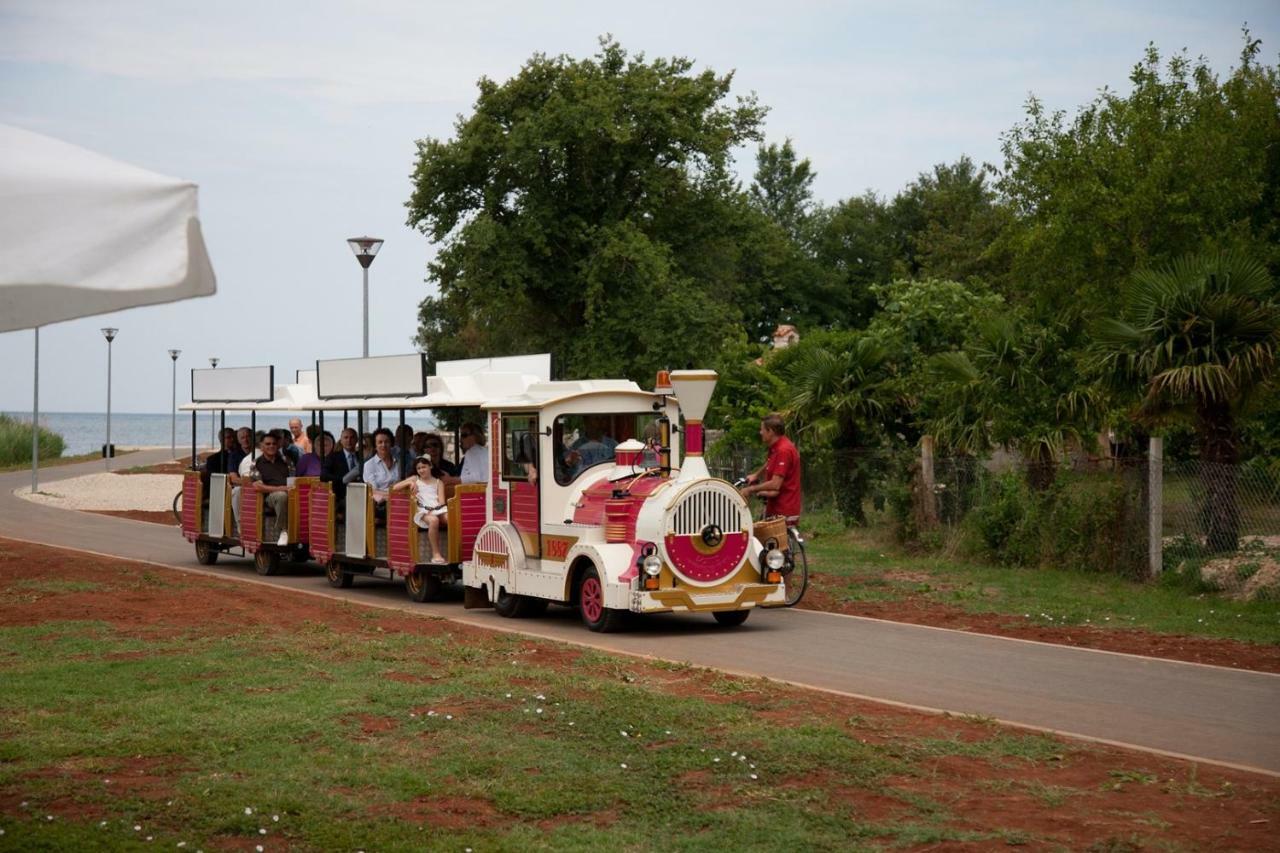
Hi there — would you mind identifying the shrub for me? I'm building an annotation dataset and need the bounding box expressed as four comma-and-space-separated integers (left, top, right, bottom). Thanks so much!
960, 468, 1147, 577
0, 414, 65, 467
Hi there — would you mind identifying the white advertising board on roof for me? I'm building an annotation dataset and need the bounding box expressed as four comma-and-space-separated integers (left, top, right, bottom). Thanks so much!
317, 353, 427, 399
435, 353, 551, 381
191, 366, 274, 403
296, 368, 316, 386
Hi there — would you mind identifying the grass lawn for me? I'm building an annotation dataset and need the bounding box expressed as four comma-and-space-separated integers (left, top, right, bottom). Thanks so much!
1, 540, 1276, 850
800, 511, 1280, 646
0, 448, 137, 475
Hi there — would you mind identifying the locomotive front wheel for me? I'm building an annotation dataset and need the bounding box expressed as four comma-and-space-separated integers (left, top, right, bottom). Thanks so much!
194, 540, 218, 566
326, 560, 352, 589
406, 568, 443, 603
577, 565, 625, 633
254, 549, 280, 576
712, 609, 751, 627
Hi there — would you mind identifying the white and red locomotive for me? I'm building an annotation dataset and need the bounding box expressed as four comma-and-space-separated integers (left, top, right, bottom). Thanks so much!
462, 369, 788, 631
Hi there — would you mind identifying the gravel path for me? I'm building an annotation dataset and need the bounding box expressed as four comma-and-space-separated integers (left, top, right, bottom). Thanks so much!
16, 472, 181, 511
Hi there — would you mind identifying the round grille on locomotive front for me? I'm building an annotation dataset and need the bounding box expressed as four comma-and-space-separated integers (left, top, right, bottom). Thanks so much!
659, 481, 753, 585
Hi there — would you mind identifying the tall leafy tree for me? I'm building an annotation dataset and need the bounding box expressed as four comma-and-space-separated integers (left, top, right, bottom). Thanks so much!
996, 33, 1280, 317
1091, 251, 1280, 550
406, 38, 766, 381
750, 139, 816, 241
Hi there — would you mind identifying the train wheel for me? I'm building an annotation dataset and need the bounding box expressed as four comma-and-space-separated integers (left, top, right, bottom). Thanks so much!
326, 560, 352, 589
577, 565, 625, 633
493, 588, 533, 618
712, 609, 751, 627
194, 540, 218, 566
406, 568, 443, 603
254, 549, 280, 576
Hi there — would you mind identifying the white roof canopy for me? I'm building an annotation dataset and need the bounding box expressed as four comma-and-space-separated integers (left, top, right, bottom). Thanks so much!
0, 123, 216, 331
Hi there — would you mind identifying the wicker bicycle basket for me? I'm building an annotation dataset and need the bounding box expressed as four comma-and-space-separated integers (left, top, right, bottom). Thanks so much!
753, 516, 790, 552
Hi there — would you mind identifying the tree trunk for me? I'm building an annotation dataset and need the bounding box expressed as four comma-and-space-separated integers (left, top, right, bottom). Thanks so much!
1025, 442, 1056, 492
1197, 403, 1240, 553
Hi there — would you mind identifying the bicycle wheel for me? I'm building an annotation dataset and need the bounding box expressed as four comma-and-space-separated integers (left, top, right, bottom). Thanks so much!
171, 490, 183, 525
782, 528, 808, 607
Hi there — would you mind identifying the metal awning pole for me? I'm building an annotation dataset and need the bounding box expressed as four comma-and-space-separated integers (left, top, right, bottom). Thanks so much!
30, 327, 39, 494
191, 410, 197, 467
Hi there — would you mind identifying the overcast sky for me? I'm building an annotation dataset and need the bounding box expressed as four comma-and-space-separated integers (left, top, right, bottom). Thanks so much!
2, 0, 1276, 414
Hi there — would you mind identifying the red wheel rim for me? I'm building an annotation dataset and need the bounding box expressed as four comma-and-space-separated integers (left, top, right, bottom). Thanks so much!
581, 577, 603, 623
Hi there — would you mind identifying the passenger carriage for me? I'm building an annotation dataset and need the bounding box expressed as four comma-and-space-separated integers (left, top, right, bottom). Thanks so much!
461, 369, 789, 631
308, 354, 549, 600
179, 365, 321, 574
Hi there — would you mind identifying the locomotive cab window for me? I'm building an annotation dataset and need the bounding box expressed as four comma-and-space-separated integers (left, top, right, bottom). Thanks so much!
552, 412, 669, 486
501, 414, 539, 482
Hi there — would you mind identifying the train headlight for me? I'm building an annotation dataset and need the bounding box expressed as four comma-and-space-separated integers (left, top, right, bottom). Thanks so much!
642, 554, 662, 577
765, 548, 786, 570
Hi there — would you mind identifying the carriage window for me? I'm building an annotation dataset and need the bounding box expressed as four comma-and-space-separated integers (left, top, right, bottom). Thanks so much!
501, 414, 538, 482
551, 413, 668, 486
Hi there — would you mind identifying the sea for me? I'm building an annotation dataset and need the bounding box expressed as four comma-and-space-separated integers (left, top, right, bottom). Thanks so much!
6, 411, 442, 457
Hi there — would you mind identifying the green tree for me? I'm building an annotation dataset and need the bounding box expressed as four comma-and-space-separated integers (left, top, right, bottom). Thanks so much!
1091, 251, 1280, 551
750, 139, 816, 241
810, 192, 896, 326
776, 332, 891, 523
996, 33, 1280, 316
406, 38, 766, 382
889, 156, 1011, 284
929, 314, 1100, 489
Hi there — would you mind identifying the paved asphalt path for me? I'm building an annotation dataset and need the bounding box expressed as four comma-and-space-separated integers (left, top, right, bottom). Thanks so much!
4, 450, 1279, 775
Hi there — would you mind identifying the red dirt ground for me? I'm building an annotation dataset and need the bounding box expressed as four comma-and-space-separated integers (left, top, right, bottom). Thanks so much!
1, 537, 1279, 850
801, 574, 1280, 674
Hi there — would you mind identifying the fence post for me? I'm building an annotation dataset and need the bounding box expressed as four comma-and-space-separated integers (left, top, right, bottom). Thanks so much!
920, 435, 938, 525
1148, 435, 1163, 577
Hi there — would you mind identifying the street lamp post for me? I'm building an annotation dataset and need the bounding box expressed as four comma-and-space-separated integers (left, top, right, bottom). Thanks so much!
101, 328, 117, 465
347, 236, 383, 358
208, 357, 219, 451
169, 350, 181, 458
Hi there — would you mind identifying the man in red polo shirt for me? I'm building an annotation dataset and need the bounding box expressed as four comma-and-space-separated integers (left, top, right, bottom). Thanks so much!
739, 413, 802, 524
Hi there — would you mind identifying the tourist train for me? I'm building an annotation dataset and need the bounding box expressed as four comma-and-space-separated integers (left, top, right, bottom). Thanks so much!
180, 354, 792, 631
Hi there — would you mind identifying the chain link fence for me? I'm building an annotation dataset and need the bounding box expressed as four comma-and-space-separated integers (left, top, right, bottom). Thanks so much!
1162, 459, 1280, 601
707, 437, 1280, 597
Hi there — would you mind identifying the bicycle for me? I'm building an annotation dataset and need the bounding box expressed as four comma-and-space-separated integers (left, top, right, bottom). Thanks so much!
734, 478, 808, 607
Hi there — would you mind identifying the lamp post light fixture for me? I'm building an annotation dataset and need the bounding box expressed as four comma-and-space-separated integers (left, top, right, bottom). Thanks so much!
101, 328, 118, 464
169, 349, 181, 458
347, 236, 383, 358
208, 357, 219, 451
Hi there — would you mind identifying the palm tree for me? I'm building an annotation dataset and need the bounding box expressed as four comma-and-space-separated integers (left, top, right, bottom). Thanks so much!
782, 335, 889, 524
1092, 251, 1280, 552
928, 315, 1097, 490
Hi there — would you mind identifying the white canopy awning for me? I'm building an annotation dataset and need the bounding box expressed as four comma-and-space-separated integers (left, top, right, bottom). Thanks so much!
0, 123, 216, 331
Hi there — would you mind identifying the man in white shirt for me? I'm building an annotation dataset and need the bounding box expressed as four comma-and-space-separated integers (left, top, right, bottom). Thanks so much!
230, 432, 263, 532
441, 422, 488, 497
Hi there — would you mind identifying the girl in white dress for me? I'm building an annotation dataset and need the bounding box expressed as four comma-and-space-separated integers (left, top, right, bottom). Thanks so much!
393, 457, 448, 563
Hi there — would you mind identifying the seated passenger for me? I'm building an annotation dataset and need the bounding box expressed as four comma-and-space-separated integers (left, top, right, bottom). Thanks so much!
296, 428, 329, 477
204, 428, 238, 477
395, 423, 416, 479
228, 426, 252, 473
322, 427, 361, 512
565, 416, 616, 477
362, 427, 399, 507
440, 422, 488, 498
289, 417, 312, 455
252, 433, 293, 546
393, 456, 448, 564
423, 433, 460, 478
274, 428, 300, 467
230, 432, 264, 531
